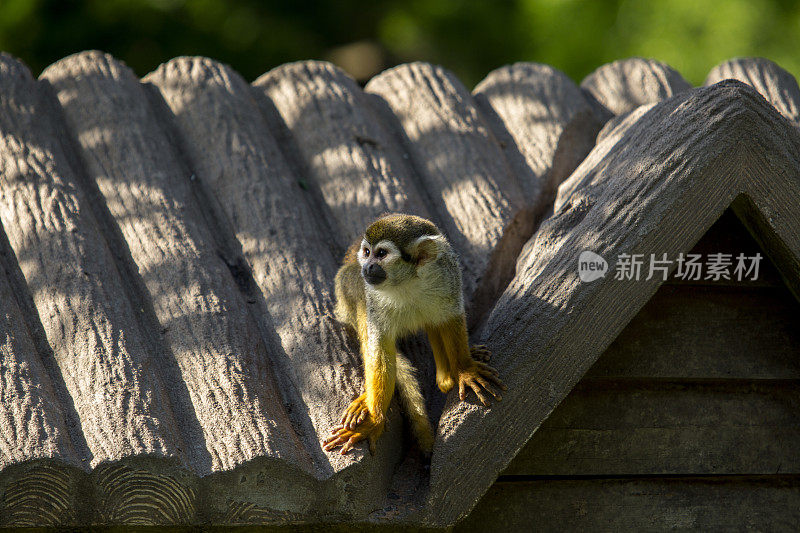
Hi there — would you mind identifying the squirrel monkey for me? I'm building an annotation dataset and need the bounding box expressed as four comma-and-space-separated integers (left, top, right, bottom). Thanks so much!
323, 213, 505, 455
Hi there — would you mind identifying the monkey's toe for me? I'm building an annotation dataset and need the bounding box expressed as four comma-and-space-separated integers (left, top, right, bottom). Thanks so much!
340, 393, 368, 430
456, 364, 506, 406
470, 344, 492, 362
323, 416, 384, 455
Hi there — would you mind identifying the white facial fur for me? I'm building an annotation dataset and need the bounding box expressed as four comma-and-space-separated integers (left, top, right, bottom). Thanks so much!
358, 239, 402, 266
363, 234, 463, 337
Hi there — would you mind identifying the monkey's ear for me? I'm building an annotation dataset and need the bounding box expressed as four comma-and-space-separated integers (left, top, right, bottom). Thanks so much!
410, 235, 444, 266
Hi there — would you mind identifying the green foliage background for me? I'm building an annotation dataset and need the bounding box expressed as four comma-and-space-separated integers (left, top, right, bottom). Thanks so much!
2, 0, 798, 87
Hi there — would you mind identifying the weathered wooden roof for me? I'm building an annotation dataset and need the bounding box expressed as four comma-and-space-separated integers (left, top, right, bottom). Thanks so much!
0, 52, 798, 527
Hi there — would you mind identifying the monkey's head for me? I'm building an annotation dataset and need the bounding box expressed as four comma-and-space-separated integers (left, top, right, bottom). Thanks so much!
358, 213, 446, 288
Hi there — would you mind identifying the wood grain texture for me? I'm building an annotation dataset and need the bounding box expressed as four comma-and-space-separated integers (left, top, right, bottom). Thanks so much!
474, 62, 601, 213
553, 101, 657, 215
0, 54, 183, 468
504, 380, 800, 476
706, 57, 800, 126
458, 477, 800, 532
0, 461, 88, 526
366, 63, 535, 324
594, 102, 657, 146
581, 57, 692, 116
41, 51, 306, 477
0, 229, 83, 524
145, 57, 404, 518
253, 60, 433, 251
0, 229, 76, 470
92, 459, 197, 525
424, 81, 800, 526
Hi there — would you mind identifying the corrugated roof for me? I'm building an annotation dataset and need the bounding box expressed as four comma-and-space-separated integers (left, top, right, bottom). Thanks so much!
0, 52, 798, 526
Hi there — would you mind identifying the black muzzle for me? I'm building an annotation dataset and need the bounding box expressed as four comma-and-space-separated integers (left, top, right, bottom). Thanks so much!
362, 263, 387, 285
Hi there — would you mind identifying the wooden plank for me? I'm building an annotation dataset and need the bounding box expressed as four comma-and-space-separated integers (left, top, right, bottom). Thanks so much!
0, 56, 183, 467
504, 381, 800, 476
586, 284, 800, 379
145, 57, 404, 519
581, 57, 692, 116
0, 229, 86, 525
366, 63, 535, 324
43, 51, 307, 475
457, 477, 800, 532
0, 52, 197, 526
706, 57, 800, 127
253, 60, 434, 251
0, 226, 76, 471
0, 217, 86, 525
0, 461, 88, 527
473, 62, 601, 213
424, 81, 800, 526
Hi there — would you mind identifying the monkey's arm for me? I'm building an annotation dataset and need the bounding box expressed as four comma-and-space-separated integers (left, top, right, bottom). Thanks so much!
324, 331, 396, 455
426, 315, 505, 406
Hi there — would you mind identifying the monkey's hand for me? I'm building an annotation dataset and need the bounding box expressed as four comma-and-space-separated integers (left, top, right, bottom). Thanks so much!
323, 412, 385, 455
339, 393, 368, 430
457, 361, 506, 407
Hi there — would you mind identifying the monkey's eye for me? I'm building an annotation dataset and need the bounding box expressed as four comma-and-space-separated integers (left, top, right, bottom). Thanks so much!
363, 247, 370, 258
374, 248, 388, 259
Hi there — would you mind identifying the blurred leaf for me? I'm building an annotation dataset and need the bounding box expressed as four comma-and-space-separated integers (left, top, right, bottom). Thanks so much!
1, 0, 799, 87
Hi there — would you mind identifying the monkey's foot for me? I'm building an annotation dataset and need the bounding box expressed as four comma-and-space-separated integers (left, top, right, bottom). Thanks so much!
457, 362, 506, 407
339, 393, 368, 430
323, 416, 385, 455
470, 344, 491, 362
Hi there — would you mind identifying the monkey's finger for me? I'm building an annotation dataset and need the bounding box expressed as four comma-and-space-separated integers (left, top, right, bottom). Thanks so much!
368, 436, 377, 455
476, 362, 500, 376
340, 405, 357, 424
341, 434, 364, 455
323, 429, 349, 444
323, 435, 348, 451
343, 411, 357, 430
340, 439, 353, 455
468, 381, 490, 406
479, 370, 507, 391
324, 427, 350, 442
356, 410, 367, 426
475, 375, 502, 401
471, 345, 491, 362
332, 425, 352, 436
459, 379, 466, 401
343, 400, 362, 417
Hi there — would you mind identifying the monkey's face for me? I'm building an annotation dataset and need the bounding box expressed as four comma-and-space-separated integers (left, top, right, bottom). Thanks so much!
358, 239, 416, 288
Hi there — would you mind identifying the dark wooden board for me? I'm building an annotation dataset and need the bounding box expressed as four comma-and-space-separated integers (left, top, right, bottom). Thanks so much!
504, 381, 800, 476
458, 477, 800, 532
585, 284, 800, 379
